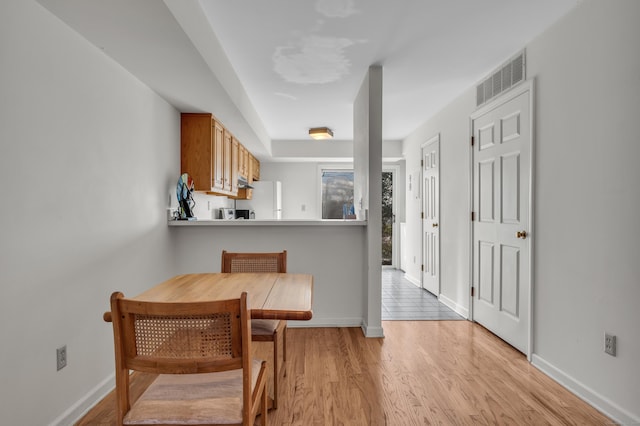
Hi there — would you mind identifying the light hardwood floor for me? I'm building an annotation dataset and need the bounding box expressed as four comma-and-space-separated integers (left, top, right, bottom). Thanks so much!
78, 321, 612, 425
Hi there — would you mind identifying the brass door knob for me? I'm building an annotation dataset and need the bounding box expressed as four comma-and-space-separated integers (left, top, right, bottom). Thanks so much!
432, 223, 439, 228
516, 231, 528, 239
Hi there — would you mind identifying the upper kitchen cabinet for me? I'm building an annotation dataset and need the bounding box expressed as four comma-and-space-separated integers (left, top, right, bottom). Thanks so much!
180, 112, 259, 198
180, 113, 214, 192
250, 154, 260, 181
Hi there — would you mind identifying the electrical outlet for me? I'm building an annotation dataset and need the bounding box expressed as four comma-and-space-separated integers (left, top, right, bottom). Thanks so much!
57, 345, 67, 371
604, 333, 616, 357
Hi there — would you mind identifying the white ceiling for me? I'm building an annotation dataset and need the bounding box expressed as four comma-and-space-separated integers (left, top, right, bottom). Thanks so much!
36, 0, 578, 157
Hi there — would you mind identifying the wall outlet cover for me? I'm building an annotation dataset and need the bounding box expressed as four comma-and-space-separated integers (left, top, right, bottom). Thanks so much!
57, 345, 67, 371
604, 333, 616, 357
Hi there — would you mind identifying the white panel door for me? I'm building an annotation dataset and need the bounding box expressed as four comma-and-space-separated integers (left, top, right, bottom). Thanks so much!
422, 136, 439, 296
472, 88, 531, 354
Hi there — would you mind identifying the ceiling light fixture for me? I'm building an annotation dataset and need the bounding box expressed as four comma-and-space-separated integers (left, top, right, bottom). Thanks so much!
309, 127, 334, 140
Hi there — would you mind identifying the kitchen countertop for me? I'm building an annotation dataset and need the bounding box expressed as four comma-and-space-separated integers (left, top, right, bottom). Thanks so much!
168, 219, 367, 226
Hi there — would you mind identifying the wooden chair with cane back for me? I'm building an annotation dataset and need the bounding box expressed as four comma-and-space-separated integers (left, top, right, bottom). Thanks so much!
107, 291, 268, 426
221, 250, 287, 408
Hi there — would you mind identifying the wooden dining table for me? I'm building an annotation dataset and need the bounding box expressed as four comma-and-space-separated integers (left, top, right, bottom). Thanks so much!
103, 272, 313, 411
104, 272, 313, 322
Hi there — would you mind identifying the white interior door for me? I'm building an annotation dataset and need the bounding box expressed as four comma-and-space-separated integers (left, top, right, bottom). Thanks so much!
422, 136, 439, 295
472, 86, 531, 354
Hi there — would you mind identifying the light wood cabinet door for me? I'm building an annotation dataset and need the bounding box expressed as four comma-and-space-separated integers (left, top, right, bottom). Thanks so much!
231, 137, 239, 193
235, 150, 254, 200
212, 120, 224, 191
223, 130, 233, 192
251, 154, 260, 181
238, 144, 244, 177
180, 113, 213, 191
244, 146, 250, 177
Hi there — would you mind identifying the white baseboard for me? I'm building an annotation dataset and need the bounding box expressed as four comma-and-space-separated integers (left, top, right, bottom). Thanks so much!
288, 317, 363, 328
439, 294, 469, 319
49, 373, 114, 426
531, 354, 639, 425
289, 318, 385, 338
361, 323, 385, 338
403, 273, 421, 287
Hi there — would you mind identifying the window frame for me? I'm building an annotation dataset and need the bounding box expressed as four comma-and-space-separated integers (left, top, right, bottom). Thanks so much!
317, 163, 354, 219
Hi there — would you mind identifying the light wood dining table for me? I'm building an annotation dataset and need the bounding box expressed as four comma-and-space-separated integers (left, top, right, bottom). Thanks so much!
103, 272, 313, 411
104, 272, 313, 322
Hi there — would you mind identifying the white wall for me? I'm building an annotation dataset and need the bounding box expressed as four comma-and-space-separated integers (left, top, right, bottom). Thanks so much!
402, 0, 640, 422
170, 225, 367, 328
190, 192, 233, 220
270, 138, 403, 162
0, 1, 180, 424
260, 162, 320, 219
526, 1, 640, 422
271, 139, 355, 160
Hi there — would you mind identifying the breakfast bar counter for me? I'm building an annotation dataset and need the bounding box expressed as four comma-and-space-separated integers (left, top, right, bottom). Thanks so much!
168, 219, 367, 226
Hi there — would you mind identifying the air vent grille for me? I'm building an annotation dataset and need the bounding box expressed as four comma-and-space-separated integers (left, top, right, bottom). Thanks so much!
476, 50, 525, 107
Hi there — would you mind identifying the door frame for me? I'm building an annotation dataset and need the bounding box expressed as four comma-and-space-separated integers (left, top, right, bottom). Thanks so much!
421, 134, 440, 295
468, 79, 535, 360
383, 165, 400, 268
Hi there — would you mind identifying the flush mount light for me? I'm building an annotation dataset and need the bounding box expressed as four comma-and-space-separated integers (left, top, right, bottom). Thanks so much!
309, 127, 334, 140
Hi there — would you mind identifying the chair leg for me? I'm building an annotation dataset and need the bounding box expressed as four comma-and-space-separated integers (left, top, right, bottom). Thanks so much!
261, 380, 268, 426
282, 324, 287, 374
272, 330, 279, 409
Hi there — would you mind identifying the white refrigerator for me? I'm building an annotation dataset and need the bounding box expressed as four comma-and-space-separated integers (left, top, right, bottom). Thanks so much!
237, 181, 282, 219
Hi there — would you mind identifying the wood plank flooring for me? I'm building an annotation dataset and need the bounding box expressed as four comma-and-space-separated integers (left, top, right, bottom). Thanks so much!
77, 321, 612, 425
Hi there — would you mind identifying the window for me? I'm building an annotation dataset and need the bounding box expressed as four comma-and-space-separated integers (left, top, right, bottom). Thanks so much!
321, 169, 354, 219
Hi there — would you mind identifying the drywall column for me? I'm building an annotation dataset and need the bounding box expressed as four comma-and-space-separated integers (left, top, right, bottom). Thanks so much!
354, 66, 384, 337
